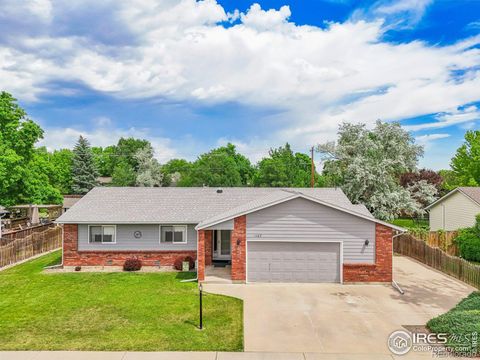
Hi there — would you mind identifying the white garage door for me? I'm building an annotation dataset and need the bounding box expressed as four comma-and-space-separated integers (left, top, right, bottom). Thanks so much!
247, 241, 341, 283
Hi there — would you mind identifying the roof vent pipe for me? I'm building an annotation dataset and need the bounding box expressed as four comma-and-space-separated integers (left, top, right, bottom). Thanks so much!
216, 189, 223, 194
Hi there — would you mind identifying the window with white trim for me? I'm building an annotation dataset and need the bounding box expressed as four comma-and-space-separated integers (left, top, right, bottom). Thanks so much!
89, 225, 116, 243
161, 225, 187, 244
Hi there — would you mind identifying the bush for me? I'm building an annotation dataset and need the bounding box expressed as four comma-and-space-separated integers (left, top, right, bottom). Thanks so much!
455, 214, 480, 262
428, 292, 480, 355
123, 258, 142, 271
174, 256, 195, 271
456, 228, 480, 262
456, 291, 480, 311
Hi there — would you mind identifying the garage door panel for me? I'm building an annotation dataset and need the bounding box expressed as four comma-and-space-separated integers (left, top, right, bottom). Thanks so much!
248, 242, 341, 283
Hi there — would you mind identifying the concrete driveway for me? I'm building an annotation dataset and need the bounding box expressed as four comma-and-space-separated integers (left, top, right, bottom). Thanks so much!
204, 256, 475, 355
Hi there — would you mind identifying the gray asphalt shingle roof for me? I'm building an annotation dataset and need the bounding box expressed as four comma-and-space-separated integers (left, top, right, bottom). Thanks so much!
426, 187, 480, 210
56, 187, 371, 224
459, 187, 480, 205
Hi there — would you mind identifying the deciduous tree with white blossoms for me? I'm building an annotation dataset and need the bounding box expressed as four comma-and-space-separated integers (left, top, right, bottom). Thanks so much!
318, 120, 426, 220
134, 145, 164, 187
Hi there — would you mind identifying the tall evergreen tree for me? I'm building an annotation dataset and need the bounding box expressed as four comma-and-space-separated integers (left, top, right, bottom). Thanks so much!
72, 136, 99, 194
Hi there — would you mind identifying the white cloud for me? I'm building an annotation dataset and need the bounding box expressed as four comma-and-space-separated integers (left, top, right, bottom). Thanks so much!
1, 0, 52, 23
415, 133, 450, 149
1, 0, 479, 166
240, 3, 291, 31
352, 0, 433, 28
404, 106, 480, 131
38, 124, 179, 164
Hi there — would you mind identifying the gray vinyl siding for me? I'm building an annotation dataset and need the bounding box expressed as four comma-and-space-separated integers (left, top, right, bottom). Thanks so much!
429, 191, 480, 231
246, 197, 375, 264
205, 219, 234, 230
77, 224, 197, 251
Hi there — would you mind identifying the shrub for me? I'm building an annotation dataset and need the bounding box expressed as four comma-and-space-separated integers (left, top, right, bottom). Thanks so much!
428, 292, 480, 355
123, 258, 142, 271
174, 256, 195, 271
456, 228, 480, 262
456, 291, 480, 311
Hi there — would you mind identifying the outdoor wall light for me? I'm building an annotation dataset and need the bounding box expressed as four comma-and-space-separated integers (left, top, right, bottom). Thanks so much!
364, 239, 370, 246
236, 239, 241, 246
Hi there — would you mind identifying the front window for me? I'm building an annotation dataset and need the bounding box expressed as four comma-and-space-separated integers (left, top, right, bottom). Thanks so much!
161, 225, 187, 244
89, 225, 116, 244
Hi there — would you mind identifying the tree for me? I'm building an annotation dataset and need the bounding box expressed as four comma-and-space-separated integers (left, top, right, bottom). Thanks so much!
92, 145, 116, 177
116, 137, 150, 171
318, 121, 424, 220
20, 148, 63, 204
399, 169, 442, 209
253, 143, 321, 187
404, 180, 438, 217
188, 143, 254, 187
135, 145, 163, 187
161, 158, 193, 186
71, 136, 99, 194
451, 130, 480, 186
438, 169, 462, 194
111, 159, 136, 186
49, 149, 74, 194
400, 169, 443, 193
0, 91, 61, 205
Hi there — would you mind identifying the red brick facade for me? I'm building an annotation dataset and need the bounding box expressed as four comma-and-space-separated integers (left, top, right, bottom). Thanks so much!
231, 215, 246, 281
62, 224, 196, 267
64, 217, 393, 283
197, 229, 213, 281
343, 223, 393, 282
204, 230, 213, 266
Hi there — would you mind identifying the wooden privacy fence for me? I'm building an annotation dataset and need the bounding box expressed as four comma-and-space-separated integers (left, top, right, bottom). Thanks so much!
394, 234, 480, 289
0, 226, 62, 268
1, 222, 56, 242
408, 229, 459, 256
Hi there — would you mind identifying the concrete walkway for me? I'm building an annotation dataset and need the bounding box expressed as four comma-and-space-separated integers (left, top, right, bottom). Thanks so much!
204, 256, 475, 354
0, 351, 454, 360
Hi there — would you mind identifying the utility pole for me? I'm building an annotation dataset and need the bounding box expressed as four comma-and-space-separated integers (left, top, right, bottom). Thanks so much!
310, 146, 315, 188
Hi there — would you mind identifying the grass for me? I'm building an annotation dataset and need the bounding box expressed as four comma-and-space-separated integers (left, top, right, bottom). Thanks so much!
390, 218, 429, 229
427, 291, 480, 355
0, 251, 243, 351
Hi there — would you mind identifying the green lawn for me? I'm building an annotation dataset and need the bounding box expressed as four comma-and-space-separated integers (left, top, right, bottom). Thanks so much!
0, 251, 243, 351
390, 218, 429, 229
427, 291, 480, 355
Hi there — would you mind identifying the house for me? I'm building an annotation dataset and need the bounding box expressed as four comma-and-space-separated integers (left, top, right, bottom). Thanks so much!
426, 187, 480, 231
62, 195, 83, 213
55, 187, 404, 283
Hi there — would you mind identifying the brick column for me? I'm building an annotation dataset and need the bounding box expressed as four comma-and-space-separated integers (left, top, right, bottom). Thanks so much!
231, 215, 246, 282
375, 223, 393, 282
205, 230, 213, 266
197, 230, 206, 281
63, 224, 78, 266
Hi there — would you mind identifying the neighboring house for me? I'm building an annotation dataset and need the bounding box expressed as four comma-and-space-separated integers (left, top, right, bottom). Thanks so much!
426, 187, 480, 231
97, 177, 113, 185
56, 187, 404, 283
62, 195, 83, 213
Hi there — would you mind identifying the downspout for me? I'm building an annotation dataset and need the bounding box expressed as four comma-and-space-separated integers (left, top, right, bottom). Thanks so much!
181, 228, 199, 283
391, 230, 407, 294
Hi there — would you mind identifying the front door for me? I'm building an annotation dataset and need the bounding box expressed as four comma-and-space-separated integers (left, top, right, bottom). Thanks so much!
213, 230, 231, 260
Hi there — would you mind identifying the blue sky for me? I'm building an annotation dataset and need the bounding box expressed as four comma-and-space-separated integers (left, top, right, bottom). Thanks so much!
1, 0, 479, 169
